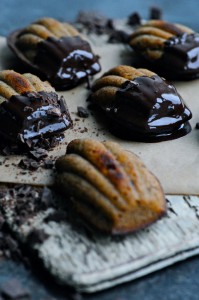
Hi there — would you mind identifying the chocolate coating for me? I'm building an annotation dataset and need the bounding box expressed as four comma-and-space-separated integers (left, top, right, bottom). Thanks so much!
0, 91, 72, 150
129, 21, 199, 80
160, 33, 199, 79
103, 75, 192, 141
35, 36, 101, 89
8, 32, 101, 90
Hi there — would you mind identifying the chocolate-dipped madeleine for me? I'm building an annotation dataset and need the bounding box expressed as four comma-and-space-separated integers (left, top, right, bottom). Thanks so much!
129, 20, 199, 79
0, 70, 72, 151
7, 17, 101, 90
56, 139, 166, 235
90, 65, 192, 142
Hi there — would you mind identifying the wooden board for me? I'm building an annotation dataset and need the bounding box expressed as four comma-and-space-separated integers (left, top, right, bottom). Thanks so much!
1, 192, 199, 292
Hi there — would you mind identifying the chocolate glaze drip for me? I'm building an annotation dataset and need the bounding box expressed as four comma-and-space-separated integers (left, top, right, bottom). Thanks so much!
0, 92, 72, 150
8, 31, 101, 90
159, 33, 199, 79
34, 36, 101, 89
106, 75, 192, 142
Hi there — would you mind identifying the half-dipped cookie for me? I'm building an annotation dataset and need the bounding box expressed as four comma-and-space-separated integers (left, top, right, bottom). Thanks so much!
8, 18, 101, 90
0, 70, 72, 151
90, 65, 192, 142
129, 20, 199, 79
56, 139, 166, 235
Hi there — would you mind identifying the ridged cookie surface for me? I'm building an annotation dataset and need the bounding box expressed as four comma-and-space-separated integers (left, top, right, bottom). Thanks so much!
56, 138, 167, 234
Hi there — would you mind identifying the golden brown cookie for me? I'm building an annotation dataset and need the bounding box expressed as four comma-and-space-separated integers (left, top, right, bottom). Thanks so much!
90, 65, 192, 142
7, 17, 101, 90
56, 138, 166, 235
0, 70, 72, 151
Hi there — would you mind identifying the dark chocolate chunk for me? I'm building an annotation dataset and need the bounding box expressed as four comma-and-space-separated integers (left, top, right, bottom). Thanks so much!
108, 30, 130, 44
29, 148, 48, 161
27, 229, 49, 246
44, 211, 66, 223
7, 18, 101, 90
196, 122, 199, 129
1, 279, 30, 299
18, 158, 40, 170
127, 12, 141, 26
90, 65, 192, 142
76, 11, 114, 34
77, 106, 89, 118
150, 6, 162, 20
43, 159, 54, 169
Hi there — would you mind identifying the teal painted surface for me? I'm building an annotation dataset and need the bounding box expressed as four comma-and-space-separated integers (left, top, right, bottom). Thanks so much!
0, 0, 199, 36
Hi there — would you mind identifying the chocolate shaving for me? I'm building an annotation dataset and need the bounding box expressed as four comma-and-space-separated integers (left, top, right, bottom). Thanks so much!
29, 148, 48, 161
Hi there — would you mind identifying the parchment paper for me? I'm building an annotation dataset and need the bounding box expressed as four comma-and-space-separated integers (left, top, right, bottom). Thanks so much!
0, 35, 198, 195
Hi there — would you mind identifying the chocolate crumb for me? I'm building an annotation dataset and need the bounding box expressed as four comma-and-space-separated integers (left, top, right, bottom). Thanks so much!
80, 127, 88, 133
77, 106, 89, 118
24, 106, 34, 113
1, 279, 30, 299
43, 159, 54, 169
150, 6, 162, 20
108, 30, 130, 44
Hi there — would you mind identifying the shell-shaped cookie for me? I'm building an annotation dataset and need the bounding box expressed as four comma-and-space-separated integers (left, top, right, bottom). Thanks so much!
56, 139, 166, 235
129, 20, 199, 79
0, 70, 72, 150
7, 17, 101, 90
90, 65, 192, 142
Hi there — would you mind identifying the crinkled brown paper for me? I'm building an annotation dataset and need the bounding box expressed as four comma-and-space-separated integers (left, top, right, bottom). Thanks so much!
0, 36, 198, 195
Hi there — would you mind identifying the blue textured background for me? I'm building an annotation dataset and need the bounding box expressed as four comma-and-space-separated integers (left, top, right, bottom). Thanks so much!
0, 0, 199, 299
1, 0, 199, 36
